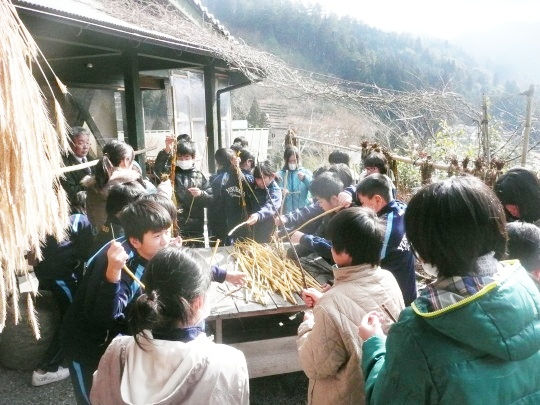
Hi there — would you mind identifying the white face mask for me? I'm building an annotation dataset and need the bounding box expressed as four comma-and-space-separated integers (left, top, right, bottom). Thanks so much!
177, 159, 193, 170
288, 163, 297, 171
421, 261, 439, 278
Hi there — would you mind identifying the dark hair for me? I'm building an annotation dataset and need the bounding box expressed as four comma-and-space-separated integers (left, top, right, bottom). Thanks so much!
310, 172, 343, 201
69, 126, 90, 141
327, 207, 384, 266
494, 167, 540, 222
253, 160, 275, 178
214, 148, 235, 169
177, 133, 191, 143
106, 182, 147, 222
405, 176, 507, 278
140, 193, 178, 223
328, 150, 350, 166
232, 136, 249, 147
283, 146, 300, 165
328, 163, 354, 187
356, 173, 393, 202
176, 141, 196, 157
506, 221, 540, 272
119, 199, 172, 241
230, 143, 242, 154
363, 152, 388, 175
72, 191, 87, 215
238, 148, 254, 165
313, 165, 329, 178
95, 140, 135, 189
129, 247, 211, 346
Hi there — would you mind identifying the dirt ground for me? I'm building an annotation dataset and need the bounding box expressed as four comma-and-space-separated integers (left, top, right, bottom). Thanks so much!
0, 366, 308, 405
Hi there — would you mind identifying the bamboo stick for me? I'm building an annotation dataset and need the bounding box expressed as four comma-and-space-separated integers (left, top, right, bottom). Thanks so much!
228, 220, 250, 236
285, 205, 342, 237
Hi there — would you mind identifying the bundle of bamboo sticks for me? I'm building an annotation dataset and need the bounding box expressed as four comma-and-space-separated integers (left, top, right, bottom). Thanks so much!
232, 239, 321, 305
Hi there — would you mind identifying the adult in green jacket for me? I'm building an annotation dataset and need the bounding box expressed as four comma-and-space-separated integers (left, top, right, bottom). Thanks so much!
359, 176, 540, 404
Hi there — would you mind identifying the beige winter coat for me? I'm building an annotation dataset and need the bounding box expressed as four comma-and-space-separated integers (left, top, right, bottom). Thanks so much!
297, 264, 404, 405
90, 332, 249, 405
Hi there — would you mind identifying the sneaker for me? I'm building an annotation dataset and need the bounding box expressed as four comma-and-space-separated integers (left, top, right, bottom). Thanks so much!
31, 366, 70, 386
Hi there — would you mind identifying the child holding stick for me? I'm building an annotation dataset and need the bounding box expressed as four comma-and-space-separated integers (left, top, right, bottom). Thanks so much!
61, 199, 181, 404
297, 207, 404, 405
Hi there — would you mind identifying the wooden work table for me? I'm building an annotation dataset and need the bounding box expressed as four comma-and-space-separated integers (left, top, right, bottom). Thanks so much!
196, 246, 320, 378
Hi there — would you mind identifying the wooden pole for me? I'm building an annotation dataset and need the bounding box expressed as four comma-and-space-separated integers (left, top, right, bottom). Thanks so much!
521, 85, 535, 166
482, 93, 490, 166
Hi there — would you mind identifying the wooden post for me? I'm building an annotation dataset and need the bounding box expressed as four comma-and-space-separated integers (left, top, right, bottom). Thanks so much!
204, 64, 216, 173
482, 93, 490, 166
123, 49, 146, 175
521, 85, 535, 166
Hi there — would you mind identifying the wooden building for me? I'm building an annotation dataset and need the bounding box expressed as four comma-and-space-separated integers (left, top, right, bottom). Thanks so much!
13, 0, 257, 173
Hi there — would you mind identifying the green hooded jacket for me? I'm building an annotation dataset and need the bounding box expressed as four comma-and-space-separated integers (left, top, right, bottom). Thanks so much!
362, 260, 540, 404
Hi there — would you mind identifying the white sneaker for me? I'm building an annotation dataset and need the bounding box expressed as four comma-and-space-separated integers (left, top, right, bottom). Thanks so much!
31, 366, 70, 386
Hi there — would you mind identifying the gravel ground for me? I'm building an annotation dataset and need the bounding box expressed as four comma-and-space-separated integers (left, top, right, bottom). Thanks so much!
0, 366, 307, 405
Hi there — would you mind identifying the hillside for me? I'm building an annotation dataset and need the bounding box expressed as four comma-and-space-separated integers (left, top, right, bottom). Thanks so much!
203, 0, 498, 103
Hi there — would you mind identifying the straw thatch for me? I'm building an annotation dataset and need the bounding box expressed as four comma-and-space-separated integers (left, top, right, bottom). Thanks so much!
0, 0, 70, 334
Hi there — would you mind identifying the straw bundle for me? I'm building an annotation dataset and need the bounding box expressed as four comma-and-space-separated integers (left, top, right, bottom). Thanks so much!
232, 239, 321, 305
0, 1, 70, 334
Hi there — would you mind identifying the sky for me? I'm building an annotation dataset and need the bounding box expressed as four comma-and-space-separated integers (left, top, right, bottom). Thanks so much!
299, 0, 540, 40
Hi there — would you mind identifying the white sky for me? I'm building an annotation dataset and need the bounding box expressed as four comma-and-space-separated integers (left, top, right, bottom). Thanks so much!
300, 0, 540, 39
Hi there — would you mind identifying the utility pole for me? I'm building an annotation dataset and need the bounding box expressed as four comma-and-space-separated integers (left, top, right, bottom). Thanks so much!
521, 85, 535, 166
482, 94, 490, 166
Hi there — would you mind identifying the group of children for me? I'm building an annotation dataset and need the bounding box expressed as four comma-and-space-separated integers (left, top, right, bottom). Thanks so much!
32, 129, 540, 404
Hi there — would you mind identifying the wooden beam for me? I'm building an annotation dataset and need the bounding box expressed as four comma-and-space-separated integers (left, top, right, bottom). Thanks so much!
204, 64, 217, 173
123, 49, 146, 174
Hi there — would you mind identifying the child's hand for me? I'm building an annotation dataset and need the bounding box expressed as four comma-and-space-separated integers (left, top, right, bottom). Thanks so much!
246, 213, 259, 226
225, 270, 246, 287
188, 187, 202, 197
164, 134, 175, 153
338, 191, 352, 208
105, 241, 129, 283
297, 172, 305, 181
302, 288, 323, 308
289, 231, 304, 244
303, 309, 314, 322
358, 311, 385, 341
274, 215, 287, 226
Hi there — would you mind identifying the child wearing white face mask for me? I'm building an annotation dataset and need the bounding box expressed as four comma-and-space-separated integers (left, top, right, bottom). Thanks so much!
276, 146, 312, 214
172, 141, 212, 245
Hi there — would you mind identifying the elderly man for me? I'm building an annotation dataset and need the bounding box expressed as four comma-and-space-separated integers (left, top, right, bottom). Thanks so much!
60, 126, 92, 205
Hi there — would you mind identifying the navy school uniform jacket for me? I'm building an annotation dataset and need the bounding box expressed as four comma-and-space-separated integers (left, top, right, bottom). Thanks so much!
61, 237, 227, 363
207, 168, 229, 242
378, 199, 417, 305
34, 213, 93, 282
248, 180, 282, 243
61, 237, 146, 363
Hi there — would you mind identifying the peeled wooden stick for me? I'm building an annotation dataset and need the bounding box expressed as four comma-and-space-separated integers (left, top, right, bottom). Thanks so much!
122, 264, 146, 290
228, 220, 249, 236
285, 205, 342, 237
210, 239, 221, 265
381, 303, 397, 322
111, 224, 145, 289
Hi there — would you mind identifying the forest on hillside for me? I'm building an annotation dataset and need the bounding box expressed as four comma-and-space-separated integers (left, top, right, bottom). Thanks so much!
201, 0, 537, 167
204, 0, 507, 101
